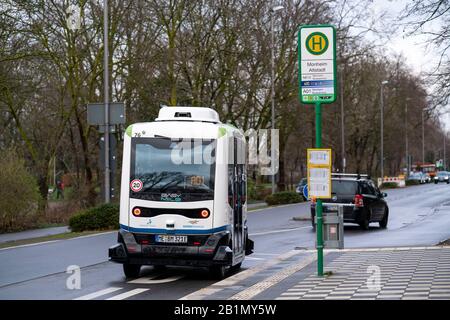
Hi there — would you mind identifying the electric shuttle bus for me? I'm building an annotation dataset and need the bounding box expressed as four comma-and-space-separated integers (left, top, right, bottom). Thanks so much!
109, 106, 253, 279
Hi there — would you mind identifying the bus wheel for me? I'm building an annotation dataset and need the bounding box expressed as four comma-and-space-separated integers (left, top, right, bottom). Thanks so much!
153, 265, 166, 271
123, 263, 141, 278
231, 262, 242, 272
210, 265, 226, 280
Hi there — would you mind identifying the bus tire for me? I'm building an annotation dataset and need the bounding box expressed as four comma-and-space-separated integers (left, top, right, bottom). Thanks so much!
210, 265, 226, 280
231, 262, 242, 272
123, 263, 141, 278
153, 265, 166, 271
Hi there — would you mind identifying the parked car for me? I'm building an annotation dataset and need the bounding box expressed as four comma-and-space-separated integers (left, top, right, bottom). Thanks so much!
295, 178, 308, 200
408, 172, 426, 184
424, 173, 431, 183
310, 173, 389, 230
434, 171, 450, 184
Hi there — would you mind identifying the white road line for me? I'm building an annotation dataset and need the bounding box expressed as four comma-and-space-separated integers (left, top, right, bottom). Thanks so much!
248, 202, 306, 213
249, 226, 310, 236
73, 287, 122, 300
106, 288, 149, 300
0, 240, 60, 251
66, 231, 116, 240
0, 231, 116, 251
127, 275, 184, 284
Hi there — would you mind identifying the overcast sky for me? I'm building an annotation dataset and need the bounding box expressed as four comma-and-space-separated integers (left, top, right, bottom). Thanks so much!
369, 0, 449, 130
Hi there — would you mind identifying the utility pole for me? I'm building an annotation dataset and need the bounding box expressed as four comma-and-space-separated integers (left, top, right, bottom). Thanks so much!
103, 0, 110, 203
444, 133, 447, 170
270, 5, 283, 194
340, 70, 345, 172
380, 80, 388, 179
422, 109, 425, 164
405, 99, 409, 177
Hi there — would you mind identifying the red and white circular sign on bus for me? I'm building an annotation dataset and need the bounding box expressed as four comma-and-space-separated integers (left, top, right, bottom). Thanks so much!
130, 179, 143, 192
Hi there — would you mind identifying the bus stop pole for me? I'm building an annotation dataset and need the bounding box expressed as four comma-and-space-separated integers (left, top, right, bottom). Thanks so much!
315, 102, 324, 276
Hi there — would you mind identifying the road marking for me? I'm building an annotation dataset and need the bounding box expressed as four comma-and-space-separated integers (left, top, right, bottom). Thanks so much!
248, 202, 307, 213
180, 249, 301, 300
249, 226, 310, 236
73, 287, 122, 300
66, 231, 116, 241
0, 231, 116, 251
106, 288, 149, 300
0, 240, 60, 251
228, 253, 318, 300
127, 275, 184, 284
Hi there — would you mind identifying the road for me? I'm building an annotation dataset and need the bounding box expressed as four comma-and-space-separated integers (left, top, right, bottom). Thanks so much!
1, 183, 450, 300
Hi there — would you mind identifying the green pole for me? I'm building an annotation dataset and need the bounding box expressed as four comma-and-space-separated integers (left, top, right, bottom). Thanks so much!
315, 102, 324, 276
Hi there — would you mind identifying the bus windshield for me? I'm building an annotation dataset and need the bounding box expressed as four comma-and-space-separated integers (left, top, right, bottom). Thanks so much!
130, 138, 216, 202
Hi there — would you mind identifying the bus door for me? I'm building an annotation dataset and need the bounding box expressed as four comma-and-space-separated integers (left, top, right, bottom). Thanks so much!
231, 138, 245, 255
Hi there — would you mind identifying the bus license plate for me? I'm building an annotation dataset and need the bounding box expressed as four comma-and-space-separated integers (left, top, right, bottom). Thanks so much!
155, 235, 188, 244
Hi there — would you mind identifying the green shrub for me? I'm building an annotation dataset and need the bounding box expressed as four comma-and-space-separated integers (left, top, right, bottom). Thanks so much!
405, 180, 420, 186
247, 178, 258, 201
380, 182, 398, 189
265, 191, 303, 206
69, 203, 119, 232
0, 148, 41, 232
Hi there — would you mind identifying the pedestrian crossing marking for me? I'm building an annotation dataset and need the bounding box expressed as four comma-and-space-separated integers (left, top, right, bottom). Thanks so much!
74, 287, 122, 300
106, 288, 149, 300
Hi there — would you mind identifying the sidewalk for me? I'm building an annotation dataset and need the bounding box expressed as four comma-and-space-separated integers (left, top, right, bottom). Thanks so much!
0, 226, 70, 244
181, 246, 450, 300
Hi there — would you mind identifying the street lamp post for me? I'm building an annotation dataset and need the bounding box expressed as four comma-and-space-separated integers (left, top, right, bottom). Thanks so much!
340, 69, 346, 172
422, 109, 425, 164
103, 0, 110, 203
405, 98, 410, 178
444, 133, 447, 170
270, 5, 283, 194
380, 80, 388, 179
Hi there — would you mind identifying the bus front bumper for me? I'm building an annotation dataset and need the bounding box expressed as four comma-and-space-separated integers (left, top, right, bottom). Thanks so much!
108, 229, 233, 267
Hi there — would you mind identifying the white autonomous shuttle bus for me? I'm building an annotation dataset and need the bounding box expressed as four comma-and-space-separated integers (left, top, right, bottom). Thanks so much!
109, 107, 253, 279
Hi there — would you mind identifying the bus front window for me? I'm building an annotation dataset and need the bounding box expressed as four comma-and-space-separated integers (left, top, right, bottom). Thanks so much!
130, 138, 216, 202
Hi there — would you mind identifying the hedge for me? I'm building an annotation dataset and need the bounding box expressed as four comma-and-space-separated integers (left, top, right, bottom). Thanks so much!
380, 182, 398, 189
69, 203, 119, 232
265, 191, 303, 206
405, 180, 420, 186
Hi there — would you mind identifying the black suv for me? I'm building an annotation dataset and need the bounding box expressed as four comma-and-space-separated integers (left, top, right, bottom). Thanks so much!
310, 174, 389, 230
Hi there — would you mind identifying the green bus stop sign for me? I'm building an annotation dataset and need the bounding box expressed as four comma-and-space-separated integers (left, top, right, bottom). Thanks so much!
298, 25, 337, 104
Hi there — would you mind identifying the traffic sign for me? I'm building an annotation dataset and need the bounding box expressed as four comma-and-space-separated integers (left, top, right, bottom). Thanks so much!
87, 102, 126, 125
298, 25, 337, 104
302, 184, 308, 200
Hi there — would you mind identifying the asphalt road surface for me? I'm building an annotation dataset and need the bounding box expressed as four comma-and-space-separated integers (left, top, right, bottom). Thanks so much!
1, 183, 450, 300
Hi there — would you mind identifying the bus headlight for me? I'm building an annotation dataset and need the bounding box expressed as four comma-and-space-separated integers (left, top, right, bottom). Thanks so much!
200, 209, 210, 218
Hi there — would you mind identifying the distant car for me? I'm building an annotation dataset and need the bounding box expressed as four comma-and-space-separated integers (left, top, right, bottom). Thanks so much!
424, 173, 431, 183
434, 171, 449, 184
408, 172, 426, 184
295, 178, 308, 200
310, 173, 389, 230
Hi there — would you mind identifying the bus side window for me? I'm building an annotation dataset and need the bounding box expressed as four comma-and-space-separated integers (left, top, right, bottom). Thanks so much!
228, 164, 234, 206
